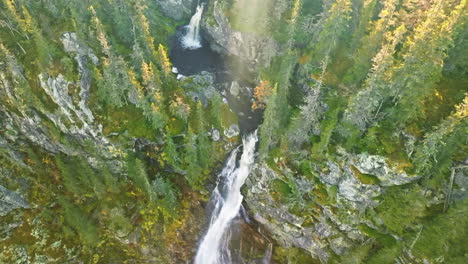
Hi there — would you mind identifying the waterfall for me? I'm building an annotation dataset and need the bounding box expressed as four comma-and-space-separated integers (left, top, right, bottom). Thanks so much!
181, 4, 204, 50
195, 131, 258, 264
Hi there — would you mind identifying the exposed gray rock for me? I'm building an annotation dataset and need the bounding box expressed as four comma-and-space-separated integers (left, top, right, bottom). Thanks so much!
245, 162, 376, 261
329, 237, 350, 255
61, 32, 97, 125
39, 74, 76, 123
315, 221, 334, 239
177, 74, 186, 80
61, 32, 98, 65
4, 245, 29, 264
318, 160, 381, 203
209, 128, 220, 141
155, 0, 195, 20
0, 135, 28, 168
184, 71, 218, 106
191, 71, 214, 86
320, 161, 342, 185
75, 55, 94, 123
38, 73, 101, 138
0, 185, 28, 216
452, 168, 468, 201
353, 154, 420, 186
245, 164, 330, 262
203, 2, 279, 72
0, 219, 22, 242
224, 124, 240, 138
338, 176, 381, 203
14, 111, 70, 154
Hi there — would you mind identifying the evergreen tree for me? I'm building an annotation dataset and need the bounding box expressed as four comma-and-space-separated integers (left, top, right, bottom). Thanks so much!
344, 25, 406, 131
344, 0, 399, 85
161, 134, 181, 171
183, 131, 203, 189
390, 0, 466, 125
309, 0, 352, 63
413, 95, 467, 176
259, 84, 280, 156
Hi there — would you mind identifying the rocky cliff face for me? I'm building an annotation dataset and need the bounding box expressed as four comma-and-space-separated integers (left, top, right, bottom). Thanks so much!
0, 5, 238, 259
155, 0, 195, 20
202, 1, 281, 73
244, 150, 421, 262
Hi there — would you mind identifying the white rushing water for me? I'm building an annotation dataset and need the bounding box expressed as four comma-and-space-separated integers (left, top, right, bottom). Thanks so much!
194, 131, 258, 264
181, 4, 204, 50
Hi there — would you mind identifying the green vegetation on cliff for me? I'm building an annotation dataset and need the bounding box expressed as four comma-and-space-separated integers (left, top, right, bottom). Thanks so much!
0, 0, 237, 262
252, 0, 467, 262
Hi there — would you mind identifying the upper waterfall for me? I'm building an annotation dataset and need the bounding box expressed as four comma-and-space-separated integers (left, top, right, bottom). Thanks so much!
194, 131, 258, 264
181, 4, 204, 50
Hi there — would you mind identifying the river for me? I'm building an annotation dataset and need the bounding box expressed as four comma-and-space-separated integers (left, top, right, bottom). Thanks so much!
168, 4, 272, 263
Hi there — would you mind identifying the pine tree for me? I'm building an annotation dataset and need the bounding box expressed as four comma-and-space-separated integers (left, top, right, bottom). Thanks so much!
90, 6, 141, 108
391, 0, 466, 125
344, 0, 399, 85
259, 84, 280, 156
161, 134, 180, 171
309, 0, 352, 63
286, 58, 327, 148
133, 1, 157, 58
183, 131, 203, 189
157, 44, 172, 77
344, 25, 407, 131
413, 95, 467, 176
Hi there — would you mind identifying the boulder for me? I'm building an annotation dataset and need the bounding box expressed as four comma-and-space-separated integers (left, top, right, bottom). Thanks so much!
224, 124, 240, 138
229, 81, 241, 97
209, 128, 220, 142
184, 71, 218, 106
319, 161, 381, 203
353, 154, 420, 186
338, 176, 381, 203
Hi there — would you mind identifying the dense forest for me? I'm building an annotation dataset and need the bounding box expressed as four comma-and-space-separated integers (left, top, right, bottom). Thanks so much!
0, 0, 466, 263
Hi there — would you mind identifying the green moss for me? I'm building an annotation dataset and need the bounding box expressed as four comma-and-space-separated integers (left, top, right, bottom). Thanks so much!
100, 105, 156, 140
59, 198, 100, 246
412, 199, 468, 263
270, 179, 292, 202
350, 166, 380, 185
220, 103, 238, 130
312, 182, 329, 204
273, 246, 320, 264
358, 225, 396, 248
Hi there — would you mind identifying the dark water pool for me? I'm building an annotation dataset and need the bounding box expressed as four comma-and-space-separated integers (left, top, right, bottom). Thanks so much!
168, 28, 263, 133
169, 27, 229, 81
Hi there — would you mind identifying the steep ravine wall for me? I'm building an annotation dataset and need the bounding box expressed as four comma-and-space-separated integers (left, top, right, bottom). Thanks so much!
244, 152, 422, 262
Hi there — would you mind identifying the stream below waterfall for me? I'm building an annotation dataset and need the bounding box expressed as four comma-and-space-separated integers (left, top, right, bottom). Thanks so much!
168, 4, 272, 264
195, 132, 262, 264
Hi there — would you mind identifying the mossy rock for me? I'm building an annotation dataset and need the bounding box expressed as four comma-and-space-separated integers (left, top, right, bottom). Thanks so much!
270, 179, 292, 203
220, 104, 238, 131
350, 165, 381, 185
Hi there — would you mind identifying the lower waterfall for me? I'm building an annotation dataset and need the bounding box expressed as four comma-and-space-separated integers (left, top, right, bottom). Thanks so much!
194, 131, 258, 264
